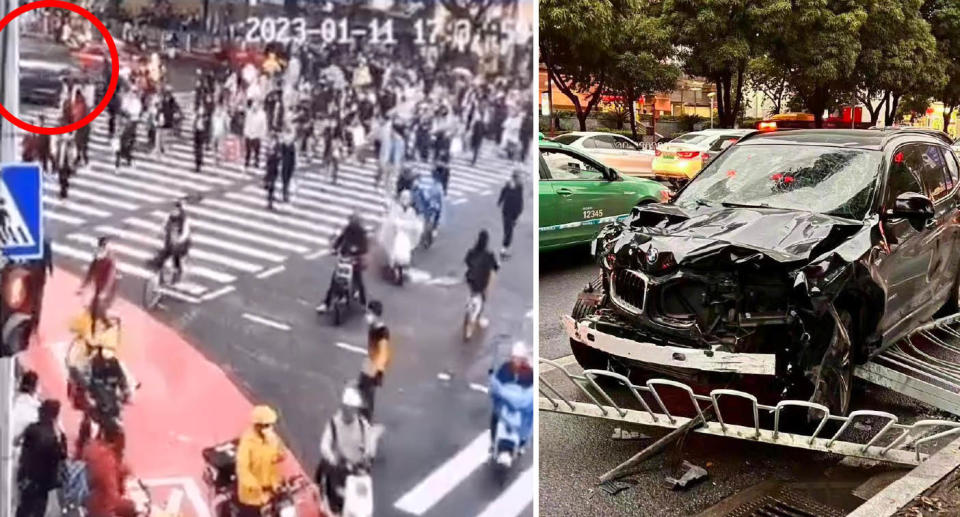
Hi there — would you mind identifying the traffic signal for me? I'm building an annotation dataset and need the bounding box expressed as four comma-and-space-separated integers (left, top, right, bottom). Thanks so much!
1, 264, 34, 357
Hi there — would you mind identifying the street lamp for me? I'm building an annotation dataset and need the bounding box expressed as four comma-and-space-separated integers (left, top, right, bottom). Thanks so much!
707, 92, 716, 129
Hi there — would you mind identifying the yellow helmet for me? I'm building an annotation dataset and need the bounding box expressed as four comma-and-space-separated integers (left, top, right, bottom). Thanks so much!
251, 405, 278, 425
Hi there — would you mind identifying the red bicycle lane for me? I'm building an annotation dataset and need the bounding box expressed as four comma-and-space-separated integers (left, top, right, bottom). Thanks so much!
20, 268, 322, 516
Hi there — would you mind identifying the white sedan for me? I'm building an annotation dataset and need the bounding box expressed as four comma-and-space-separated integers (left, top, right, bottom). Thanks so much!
551, 131, 658, 177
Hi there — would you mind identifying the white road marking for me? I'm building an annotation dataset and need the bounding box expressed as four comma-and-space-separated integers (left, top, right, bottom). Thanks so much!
304, 248, 330, 260
149, 211, 310, 254
437, 372, 451, 381
474, 468, 534, 517
43, 195, 111, 217
392, 431, 491, 515
94, 225, 262, 273
124, 216, 286, 262
44, 183, 139, 210
242, 313, 291, 331
255, 265, 285, 279
44, 209, 84, 225
201, 197, 339, 235
480, 189, 494, 196
70, 175, 165, 203
137, 477, 210, 517
201, 285, 235, 301
469, 383, 489, 394
181, 204, 328, 245
336, 342, 367, 355
450, 198, 468, 205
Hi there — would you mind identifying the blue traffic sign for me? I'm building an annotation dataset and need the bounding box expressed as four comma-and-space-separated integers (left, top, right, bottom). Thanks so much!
0, 163, 43, 260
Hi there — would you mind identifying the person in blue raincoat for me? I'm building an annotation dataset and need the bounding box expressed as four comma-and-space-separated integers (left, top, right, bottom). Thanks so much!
411, 174, 445, 244
489, 341, 534, 452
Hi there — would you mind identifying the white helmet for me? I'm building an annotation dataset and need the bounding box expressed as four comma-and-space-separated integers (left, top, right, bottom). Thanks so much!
511, 341, 529, 361
342, 386, 363, 408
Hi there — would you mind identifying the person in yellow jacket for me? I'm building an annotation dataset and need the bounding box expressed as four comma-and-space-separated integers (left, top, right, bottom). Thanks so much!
358, 301, 391, 421
236, 405, 286, 515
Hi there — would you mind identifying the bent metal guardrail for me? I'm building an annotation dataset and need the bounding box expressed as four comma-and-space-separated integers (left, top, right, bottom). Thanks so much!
539, 358, 960, 466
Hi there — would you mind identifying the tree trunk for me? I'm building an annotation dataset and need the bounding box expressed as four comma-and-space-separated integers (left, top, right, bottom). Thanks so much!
577, 112, 588, 131
881, 91, 891, 123
714, 75, 726, 126
731, 63, 746, 128
629, 96, 638, 141
944, 106, 953, 133
889, 93, 902, 123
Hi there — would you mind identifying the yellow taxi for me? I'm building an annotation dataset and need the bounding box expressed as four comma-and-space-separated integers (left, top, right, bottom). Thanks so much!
651, 129, 755, 185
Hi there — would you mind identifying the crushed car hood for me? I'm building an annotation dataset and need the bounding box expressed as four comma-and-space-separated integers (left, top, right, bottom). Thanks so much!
617, 205, 868, 264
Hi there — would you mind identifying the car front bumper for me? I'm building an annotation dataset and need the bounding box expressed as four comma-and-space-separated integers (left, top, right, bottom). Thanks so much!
562, 314, 777, 376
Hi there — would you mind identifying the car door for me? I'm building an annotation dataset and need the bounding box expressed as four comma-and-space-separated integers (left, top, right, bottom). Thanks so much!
877, 144, 936, 330
539, 147, 616, 244
914, 144, 960, 307
538, 152, 562, 249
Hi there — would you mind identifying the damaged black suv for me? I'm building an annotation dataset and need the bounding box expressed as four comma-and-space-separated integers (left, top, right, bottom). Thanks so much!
568, 129, 960, 415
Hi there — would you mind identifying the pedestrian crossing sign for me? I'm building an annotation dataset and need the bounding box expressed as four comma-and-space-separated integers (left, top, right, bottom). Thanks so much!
0, 163, 43, 260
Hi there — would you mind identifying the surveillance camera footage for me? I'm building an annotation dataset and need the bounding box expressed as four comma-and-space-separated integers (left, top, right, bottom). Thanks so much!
3, 1, 534, 516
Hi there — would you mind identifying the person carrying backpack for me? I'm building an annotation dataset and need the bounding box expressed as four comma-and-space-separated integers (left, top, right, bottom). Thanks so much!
16, 399, 67, 517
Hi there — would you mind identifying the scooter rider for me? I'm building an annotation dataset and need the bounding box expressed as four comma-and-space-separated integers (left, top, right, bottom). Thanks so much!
77, 343, 134, 455
236, 405, 287, 516
317, 386, 373, 517
317, 213, 369, 313
489, 341, 534, 453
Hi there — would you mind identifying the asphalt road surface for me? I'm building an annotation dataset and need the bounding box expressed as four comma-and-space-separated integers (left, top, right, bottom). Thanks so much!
537, 246, 948, 517
24, 36, 534, 517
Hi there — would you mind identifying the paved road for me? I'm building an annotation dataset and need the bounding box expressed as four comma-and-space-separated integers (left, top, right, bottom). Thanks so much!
536, 246, 933, 516
21, 40, 535, 517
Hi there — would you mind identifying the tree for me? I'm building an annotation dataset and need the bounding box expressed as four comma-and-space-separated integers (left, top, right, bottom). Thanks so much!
605, 3, 680, 139
895, 94, 933, 123
663, 0, 778, 128
855, 0, 945, 125
923, 0, 960, 132
540, 0, 617, 130
764, 1, 868, 128
745, 55, 793, 116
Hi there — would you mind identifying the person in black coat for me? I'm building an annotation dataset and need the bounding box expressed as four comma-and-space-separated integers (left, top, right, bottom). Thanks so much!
16, 399, 67, 517
497, 169, 524, 259
264, 137, 282, 210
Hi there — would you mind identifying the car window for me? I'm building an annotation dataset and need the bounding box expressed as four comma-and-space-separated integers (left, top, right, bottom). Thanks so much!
708, 135, 742, 152
671, 133, 709, 144
916, 145, 951, 201
946, 149, 960, 188
614, 136, 640, 151
540, 149, 606, 181
885, 145, 925, 209
591, 135, 617, 150
552, 134, 580, 146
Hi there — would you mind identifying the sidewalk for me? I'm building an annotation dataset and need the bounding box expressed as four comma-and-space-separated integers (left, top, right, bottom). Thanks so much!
21, 268, 320, 516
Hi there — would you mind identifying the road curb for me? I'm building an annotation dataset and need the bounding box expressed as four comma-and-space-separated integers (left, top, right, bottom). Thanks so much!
849, 435, 960, 516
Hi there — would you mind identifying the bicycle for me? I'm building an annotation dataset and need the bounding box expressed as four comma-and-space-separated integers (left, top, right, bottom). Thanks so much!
142, 253, 188, 310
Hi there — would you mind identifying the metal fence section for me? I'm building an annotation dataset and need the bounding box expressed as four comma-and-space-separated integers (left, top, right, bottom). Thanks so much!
855, 313, 960, 417
540, 358, 960, 467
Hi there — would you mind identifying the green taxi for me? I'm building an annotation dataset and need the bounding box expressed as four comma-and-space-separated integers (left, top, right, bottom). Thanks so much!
539, 137, 669, 251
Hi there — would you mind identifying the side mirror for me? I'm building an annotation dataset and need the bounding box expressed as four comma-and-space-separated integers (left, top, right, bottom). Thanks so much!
884, 192, 934, 223
606, 168, 619, 181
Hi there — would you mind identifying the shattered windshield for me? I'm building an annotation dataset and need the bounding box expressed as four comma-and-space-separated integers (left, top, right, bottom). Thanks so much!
674, 144, 882, 219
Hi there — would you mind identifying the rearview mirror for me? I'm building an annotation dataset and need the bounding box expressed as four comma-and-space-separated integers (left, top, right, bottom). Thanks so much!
884, 192, 934, 223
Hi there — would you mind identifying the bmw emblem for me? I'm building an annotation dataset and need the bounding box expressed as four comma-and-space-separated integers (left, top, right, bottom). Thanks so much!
646, 248, 659, 264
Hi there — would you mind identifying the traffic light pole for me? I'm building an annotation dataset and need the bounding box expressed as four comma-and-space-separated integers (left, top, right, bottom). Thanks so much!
0, 0, 19, 513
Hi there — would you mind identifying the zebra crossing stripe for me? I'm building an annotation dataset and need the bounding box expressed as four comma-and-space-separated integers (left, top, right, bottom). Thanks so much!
43, 195, 111, 217
44, 182, 138, 210
122, 217, 286, 263
66, 232, 236, 285
393, 431, 490, 515
73, 166, 190, 198
474, 468, 534, 517
181, 202, 331, 242
69, 175, 165, 204
44, 209, 84, 225
94, 224, 263, 273
86, 160, 214, 191
148, 211, 310, 254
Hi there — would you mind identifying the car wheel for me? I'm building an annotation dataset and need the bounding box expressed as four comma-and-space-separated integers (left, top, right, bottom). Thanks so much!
808, 309, 854, 417
568, 295, 608, 372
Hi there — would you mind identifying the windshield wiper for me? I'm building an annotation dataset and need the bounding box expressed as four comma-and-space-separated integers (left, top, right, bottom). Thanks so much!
720, 201, 771, 209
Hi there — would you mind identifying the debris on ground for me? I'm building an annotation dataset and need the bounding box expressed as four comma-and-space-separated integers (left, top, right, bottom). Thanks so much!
665, 461, 708, 490
611, 427, 650, 441
853, 422, 873, 432
598, 479, 636, 496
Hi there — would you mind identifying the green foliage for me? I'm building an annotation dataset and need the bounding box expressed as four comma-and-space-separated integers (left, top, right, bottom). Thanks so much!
745, 55, 793, 116
677, 114, 705, 132
599, 108, 628, 130
924, 1, 960, 117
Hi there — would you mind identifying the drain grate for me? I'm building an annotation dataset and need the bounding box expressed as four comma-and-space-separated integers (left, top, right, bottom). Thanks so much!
723, 487, 846, 517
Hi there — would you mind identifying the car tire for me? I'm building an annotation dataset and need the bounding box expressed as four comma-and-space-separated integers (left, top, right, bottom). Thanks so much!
568, 295, 608, 372
808, 309, 855, 417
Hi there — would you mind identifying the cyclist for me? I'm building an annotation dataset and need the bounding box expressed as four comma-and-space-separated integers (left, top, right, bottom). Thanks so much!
236, 405, 287, 516
149, 201, 191, 282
